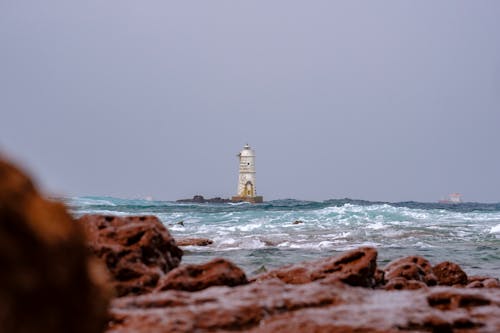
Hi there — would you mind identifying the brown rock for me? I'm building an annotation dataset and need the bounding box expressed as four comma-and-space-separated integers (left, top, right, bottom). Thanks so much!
252, 247, 377, 287
156, 258, 248, 292
433, 261, 468, 286
483, 278, 500, 288
385, 262, 426, 282
77, 214, 183, 296
467, 278, 500, 289
107, 279, 500, 333
466, 281, 484, 288
384, 277, 428, 290
292, 220, 303, 225
176, 237, 213, 246
0, 157, 110, 333
384, 256, 437, 286
373, 268, 385, 286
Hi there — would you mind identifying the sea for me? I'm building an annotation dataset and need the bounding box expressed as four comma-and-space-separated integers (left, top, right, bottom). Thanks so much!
66, 197, 500, 278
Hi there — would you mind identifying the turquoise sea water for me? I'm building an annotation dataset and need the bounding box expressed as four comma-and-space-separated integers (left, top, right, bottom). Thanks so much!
66, 197, 500, 278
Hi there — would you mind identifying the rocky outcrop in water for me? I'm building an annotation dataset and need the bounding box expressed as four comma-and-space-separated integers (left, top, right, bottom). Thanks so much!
77, 214, 183, 296
176, 237, 213, 246
433, 261, 468, 286
0, 157, 110, 333
383, 255, 438, 289
176, 195, 230, 203
252, 247, 377, 287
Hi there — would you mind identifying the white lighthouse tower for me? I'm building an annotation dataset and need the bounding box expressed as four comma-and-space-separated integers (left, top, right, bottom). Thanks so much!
231, 144, 263, 203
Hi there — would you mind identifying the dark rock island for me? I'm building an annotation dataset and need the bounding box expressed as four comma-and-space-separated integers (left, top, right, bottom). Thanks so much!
176, 195, 231, 204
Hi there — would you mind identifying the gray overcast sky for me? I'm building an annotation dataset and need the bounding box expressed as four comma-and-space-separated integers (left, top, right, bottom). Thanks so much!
1, 1, 500, 202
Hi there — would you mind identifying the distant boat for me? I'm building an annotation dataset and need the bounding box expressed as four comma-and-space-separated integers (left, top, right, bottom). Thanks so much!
438, 193, 462, 204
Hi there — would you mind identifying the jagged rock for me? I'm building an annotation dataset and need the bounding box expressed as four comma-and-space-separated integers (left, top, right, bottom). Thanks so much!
107, 279, 500, 333
384, 277, 428, 290
155, 258, 248, 292
77, 214, 183, 296
0, 157, 110, 333
251, 265, 268, 275
467, 276, 500, 289
384, 255, 437, 286
252, 247, 377, 287
386, 262, 426, 282
176, 238, 213, 246
433, 261, 468, 286
292, 220, 303, 225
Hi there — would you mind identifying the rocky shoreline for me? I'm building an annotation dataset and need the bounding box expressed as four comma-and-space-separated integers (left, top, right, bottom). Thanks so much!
1, 156, 500, 332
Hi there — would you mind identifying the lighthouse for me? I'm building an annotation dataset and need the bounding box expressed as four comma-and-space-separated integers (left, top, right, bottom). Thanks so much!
231, 144, 263, 203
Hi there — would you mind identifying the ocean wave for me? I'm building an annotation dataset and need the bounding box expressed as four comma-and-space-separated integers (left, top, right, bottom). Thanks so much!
490, 224, 500, 234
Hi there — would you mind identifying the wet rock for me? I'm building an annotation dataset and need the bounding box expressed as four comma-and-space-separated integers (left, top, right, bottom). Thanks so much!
0, 157, 110, 333
373, 268, 385, 286
77, 214, 183, 296
176, 238, 213, 246
433, 261, 468, 286
107, 280, 500, 333
292, 220, 303, 225
156, 258, 248, 292
483, 278, 500, 288
251, 265, 268, 275
384, 255, 437, 286
466, 281, 484, 288
427, 289, 492, 310
467, 276, 500, 289
385, 262, 426, 282
384, 277, 428, 291
252, 247, 377, 287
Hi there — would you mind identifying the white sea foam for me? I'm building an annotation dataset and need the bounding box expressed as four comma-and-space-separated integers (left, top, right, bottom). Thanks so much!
366, 222, 387, 230
490, 224, 500, 234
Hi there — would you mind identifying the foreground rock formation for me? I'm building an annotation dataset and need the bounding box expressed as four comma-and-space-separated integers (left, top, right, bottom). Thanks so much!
104, 245, 500, 332
77, 214, 183, 296
0, 157, 110, 333
108, 280, 500, 332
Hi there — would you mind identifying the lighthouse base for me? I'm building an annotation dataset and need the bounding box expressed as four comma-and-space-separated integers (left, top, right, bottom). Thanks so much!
231, 196, 263, 204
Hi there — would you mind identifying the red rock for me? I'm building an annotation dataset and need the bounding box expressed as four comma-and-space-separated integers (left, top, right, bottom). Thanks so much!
385, 262, 426, 281
433, 261, 468, 286
77, 214, 183, 296
483, 278, 500, 288
466, 281, 484, 288
385, 255, 433, 275
107, 279, 500, 333
176, 238, 213, 246
384, 277, 428, 290
468, 275, 500, 288
252, 247, 377, 287
0, 157, 110, 333
384, 256, 437, 286
374, 268, 385, 286
155, 258, 248, 292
